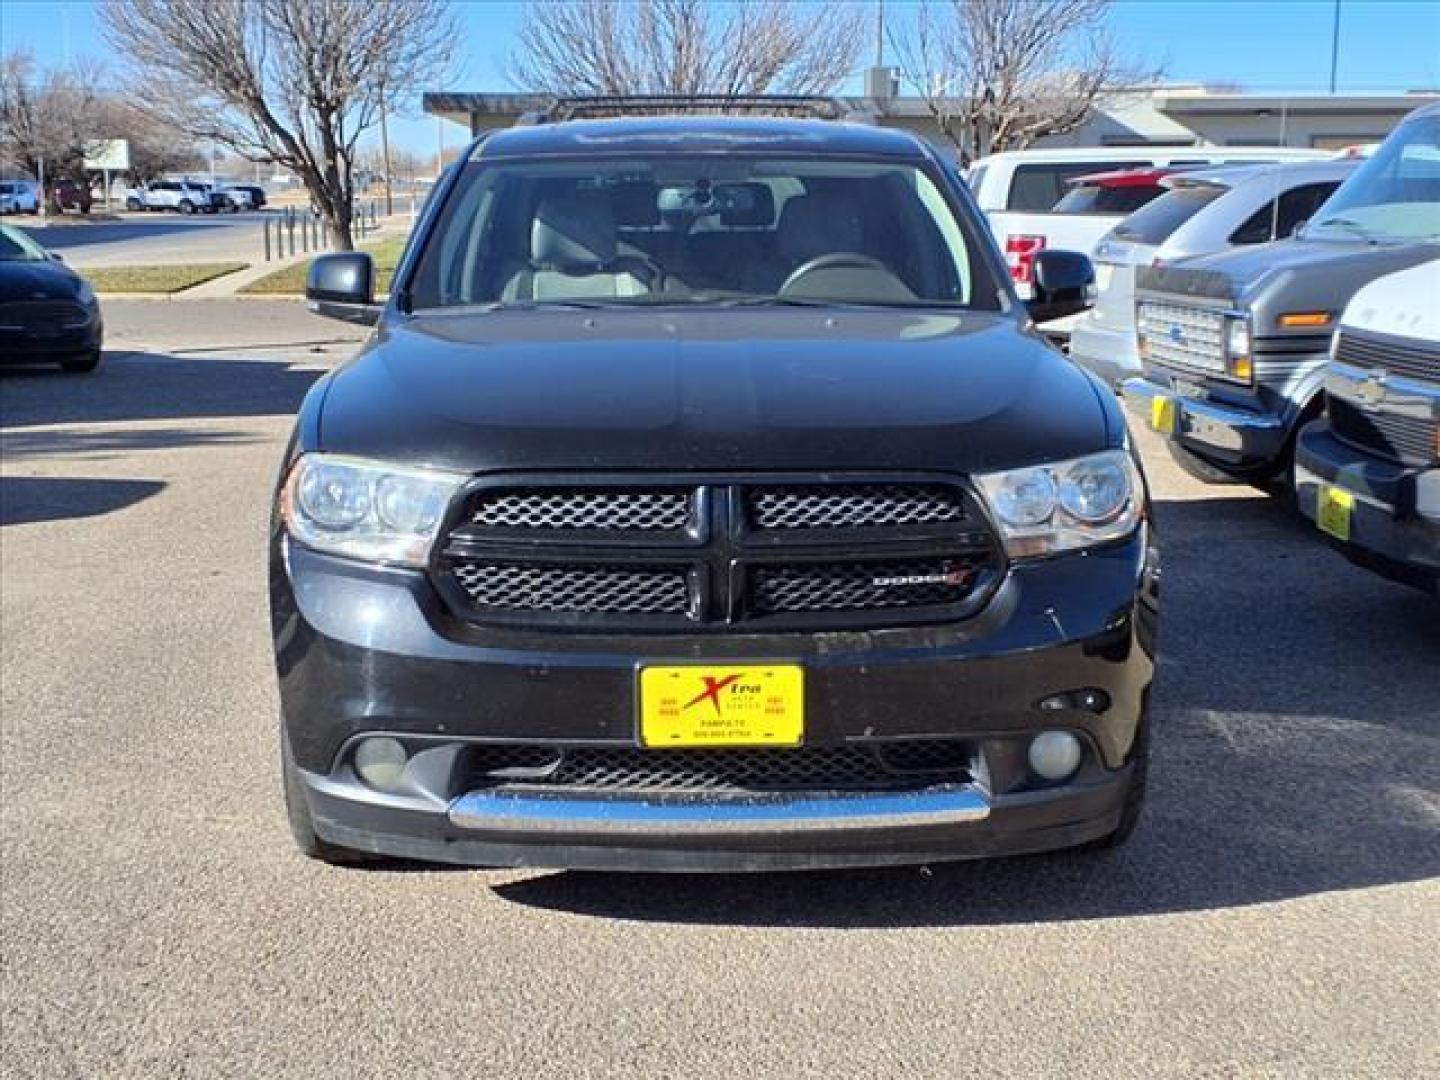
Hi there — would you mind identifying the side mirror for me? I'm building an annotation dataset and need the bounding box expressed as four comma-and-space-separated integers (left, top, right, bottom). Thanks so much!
1028, 249, 1096, 324
306, 252, 380, 326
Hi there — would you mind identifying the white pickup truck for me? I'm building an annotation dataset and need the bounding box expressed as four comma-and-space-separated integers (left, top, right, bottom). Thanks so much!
968, 146, 1329, 299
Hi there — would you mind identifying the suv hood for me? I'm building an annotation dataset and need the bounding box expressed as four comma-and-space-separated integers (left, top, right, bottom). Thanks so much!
1138, 236, 1440, 304
315, 308, 1111, 475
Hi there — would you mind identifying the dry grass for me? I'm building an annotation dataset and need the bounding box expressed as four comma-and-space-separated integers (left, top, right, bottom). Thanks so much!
239, 236, 407, 296
85, 262, 249, 294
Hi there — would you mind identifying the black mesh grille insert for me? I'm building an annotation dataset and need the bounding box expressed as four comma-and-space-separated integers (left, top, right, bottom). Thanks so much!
466, 743, 972, 793
751, 558, 984, 614
1336, 330, 1440, 383
747, 484, 967, 530
1329, 397, 1438, 467
469, 488, 693, 531
449, 562, 691, 615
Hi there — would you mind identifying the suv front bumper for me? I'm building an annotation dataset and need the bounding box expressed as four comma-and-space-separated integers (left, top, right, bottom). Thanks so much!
1121, 376, 1287, 472
273, 533, 1158, 871
1295, 421, 1440, 594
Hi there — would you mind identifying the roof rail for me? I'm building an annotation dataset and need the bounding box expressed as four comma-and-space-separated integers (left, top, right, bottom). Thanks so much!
516, 95, 866, 125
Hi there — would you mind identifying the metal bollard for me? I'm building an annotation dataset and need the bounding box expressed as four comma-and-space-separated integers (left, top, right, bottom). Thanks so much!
263, 217, 271, 262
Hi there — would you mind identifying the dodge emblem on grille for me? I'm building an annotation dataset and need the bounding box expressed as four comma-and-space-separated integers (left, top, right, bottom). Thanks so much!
872, 566, 973, 589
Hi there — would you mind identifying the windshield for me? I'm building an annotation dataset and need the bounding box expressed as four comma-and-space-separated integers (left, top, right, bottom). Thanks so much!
407, 155, 1003, 311
1053, 182, 1166, 216
1111, 186, 1227, 244
0, 225, 49, 261
1305, 115, 1440, 241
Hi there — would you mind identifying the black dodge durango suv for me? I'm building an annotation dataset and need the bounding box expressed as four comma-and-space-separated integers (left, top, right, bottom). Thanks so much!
273, 114, 1159, 871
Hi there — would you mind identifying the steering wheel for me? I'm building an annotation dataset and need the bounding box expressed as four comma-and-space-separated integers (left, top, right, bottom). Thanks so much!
780, 253, 895, 295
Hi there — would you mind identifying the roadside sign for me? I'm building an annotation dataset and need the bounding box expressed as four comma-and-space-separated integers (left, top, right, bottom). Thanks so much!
84, 139, 131, 171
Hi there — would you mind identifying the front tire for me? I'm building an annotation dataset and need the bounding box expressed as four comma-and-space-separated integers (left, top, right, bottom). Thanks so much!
178, 199, 194, 214
125, 197, 142, 211
61, 349, 101, 374
280, 724, 384, 866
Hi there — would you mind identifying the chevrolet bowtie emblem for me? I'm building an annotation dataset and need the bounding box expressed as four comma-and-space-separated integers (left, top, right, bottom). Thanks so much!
1355, 370, 1388, 408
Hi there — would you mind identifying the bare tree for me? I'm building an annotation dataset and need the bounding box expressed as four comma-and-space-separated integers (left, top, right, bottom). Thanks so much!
508, 0, 864, 98
891, 0, 1161, 161
100, 0, 459, 248
0, 51, 106, 208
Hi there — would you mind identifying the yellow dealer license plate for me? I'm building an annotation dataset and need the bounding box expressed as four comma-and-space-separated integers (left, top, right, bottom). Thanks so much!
1317, 483, 1354, 542
1150, 394, 1178, 435
639, 665, 804, 748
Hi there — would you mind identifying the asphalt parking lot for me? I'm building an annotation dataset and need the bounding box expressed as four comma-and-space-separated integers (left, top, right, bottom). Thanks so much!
2, 301, 1437, 1078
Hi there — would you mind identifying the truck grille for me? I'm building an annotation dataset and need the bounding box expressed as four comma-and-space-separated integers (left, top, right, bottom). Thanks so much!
751, 558, 983, 614
1138, 302, 1227, 376
1328, 398, 1439, 467
469, 488, 693, 533
1335, 329, 1440, 383
436, 476, 1002, 631
747, 484, 966, 530
449, 562, 692, 615
466, 742, 973, 793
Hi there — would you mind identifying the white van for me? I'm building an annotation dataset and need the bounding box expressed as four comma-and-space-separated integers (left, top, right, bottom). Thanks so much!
967, 146, 1329, 297
1294, 258, 1440, 594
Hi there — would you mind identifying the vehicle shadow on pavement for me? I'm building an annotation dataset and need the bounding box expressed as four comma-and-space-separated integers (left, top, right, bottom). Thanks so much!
0, 350, 328, 429
0, 475, 165, 526
493, 495, 1439, 927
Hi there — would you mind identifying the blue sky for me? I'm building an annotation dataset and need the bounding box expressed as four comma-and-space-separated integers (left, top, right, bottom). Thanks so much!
2, 0, 1437, 153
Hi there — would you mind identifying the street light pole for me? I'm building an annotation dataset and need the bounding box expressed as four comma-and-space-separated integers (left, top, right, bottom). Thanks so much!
1329, 0, 1342, 93
379, 82, 394, 218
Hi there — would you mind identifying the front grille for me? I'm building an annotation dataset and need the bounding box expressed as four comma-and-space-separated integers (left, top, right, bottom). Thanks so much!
469, 488, 693, 532
751, 558, 984, 614
747, 484, 967, 530
467, 742, 972, 793
0, 299, 90, 332
1138, 301, 1227, 376
1329, 397, 1439, 467
436, 475, 1002, 630
1336, 329, 1440, 383
449, 562, 692, 615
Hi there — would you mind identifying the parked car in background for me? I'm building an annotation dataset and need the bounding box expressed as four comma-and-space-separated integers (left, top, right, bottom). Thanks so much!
227, 184, 267, 209
0, 180, 41, 215
1071, 159, 1359, 386
1294, 258, 1439, 595
1122, 102, 1440, 487
125, 180, 226, 214
278, 115, 1158, 871
967, 146, 1328, 298
52, 180, 95, 214
0, 223, 103, 373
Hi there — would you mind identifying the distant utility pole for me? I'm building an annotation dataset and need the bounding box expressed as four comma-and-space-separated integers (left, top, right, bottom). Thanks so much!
379, 82, 394, 217
875, 0, 884, 67
1328, 0, 1341, 93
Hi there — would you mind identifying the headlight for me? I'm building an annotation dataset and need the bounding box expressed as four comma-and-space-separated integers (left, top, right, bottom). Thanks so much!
1223, 315, 1252, 383
279, 454, 465, 567
976, 449, 1144, 558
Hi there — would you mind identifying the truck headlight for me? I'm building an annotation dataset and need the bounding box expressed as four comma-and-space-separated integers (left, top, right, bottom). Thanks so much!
976, 450, 1144, 558
1224, 316, 1253, 383
279, 454, 465, 567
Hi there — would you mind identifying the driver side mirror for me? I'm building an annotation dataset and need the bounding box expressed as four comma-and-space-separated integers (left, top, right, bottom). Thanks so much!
306, 252, 380, 326
1027, 249, 1096, 324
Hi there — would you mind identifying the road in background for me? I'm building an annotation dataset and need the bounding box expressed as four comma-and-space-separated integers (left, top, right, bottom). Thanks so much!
2, 303, 1437, 1077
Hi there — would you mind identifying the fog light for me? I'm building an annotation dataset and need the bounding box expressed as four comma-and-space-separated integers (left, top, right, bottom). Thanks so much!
354, 737, 408, 790
1028, 731, 1082, 781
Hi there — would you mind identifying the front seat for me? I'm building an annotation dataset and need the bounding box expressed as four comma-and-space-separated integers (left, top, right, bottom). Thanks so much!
503, 193, 656, 301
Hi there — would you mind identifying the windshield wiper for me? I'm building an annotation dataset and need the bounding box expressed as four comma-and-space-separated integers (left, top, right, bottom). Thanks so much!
1307, 217, 1376, 241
